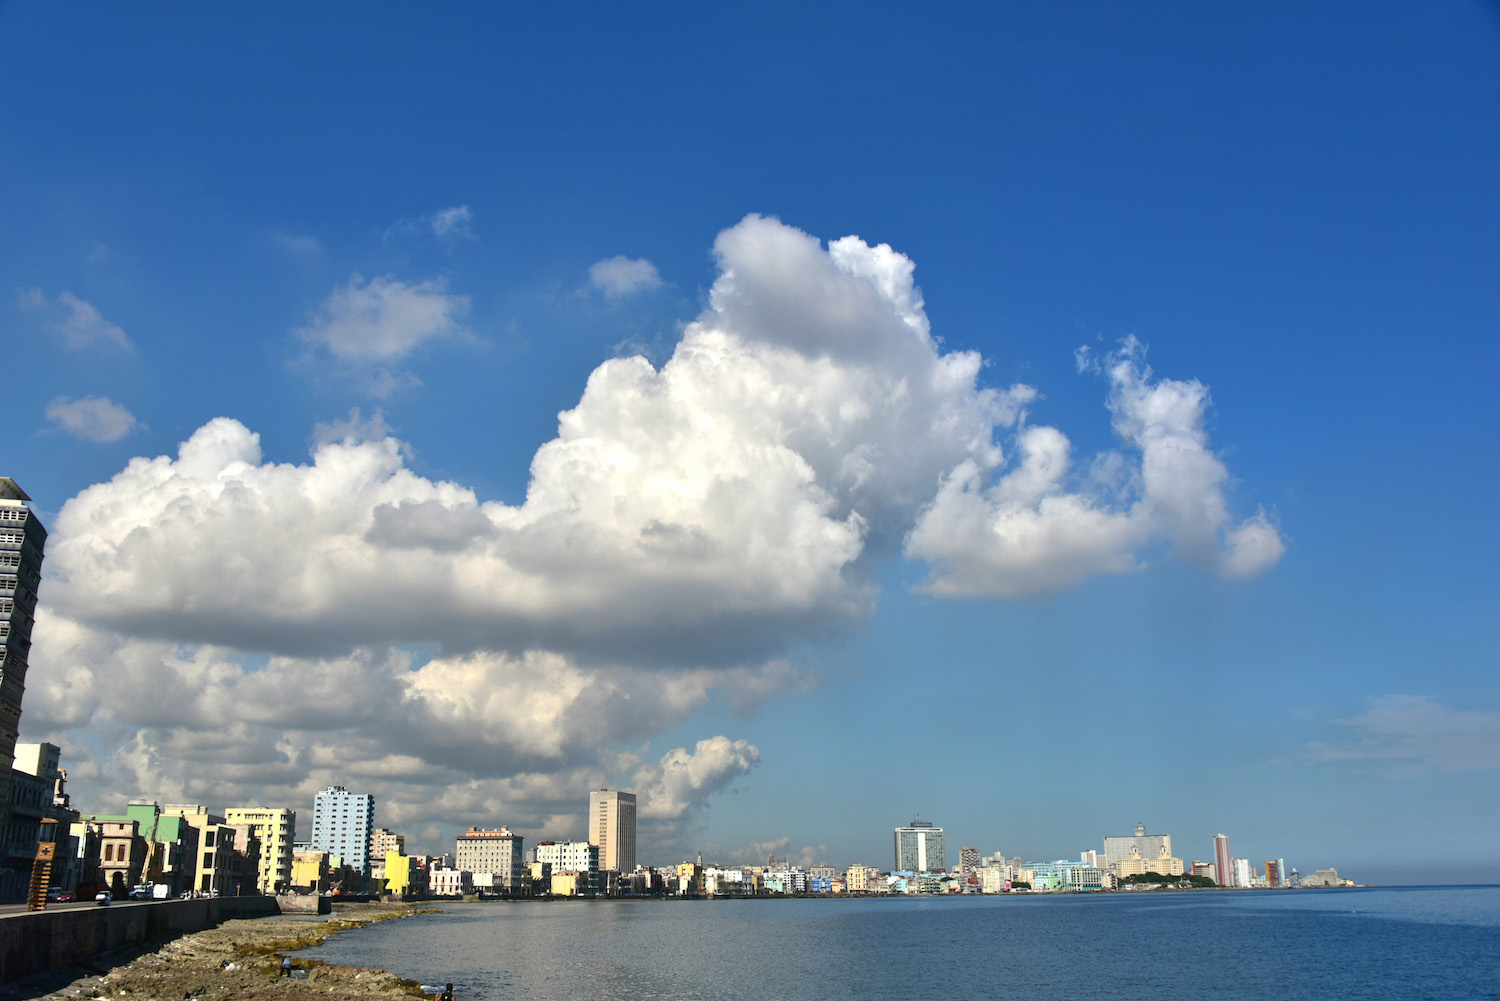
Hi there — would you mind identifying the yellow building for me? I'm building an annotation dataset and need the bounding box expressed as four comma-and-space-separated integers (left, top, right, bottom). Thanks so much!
225, 806, 295, 893
1115, 843, 1185, 878
385, 851, 428, 896
292, 850, 331, 893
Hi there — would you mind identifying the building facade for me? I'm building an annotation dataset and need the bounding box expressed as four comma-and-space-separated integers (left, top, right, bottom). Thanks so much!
534, 840, 598, 893
1103, 823, 1173, 873
894, 818, 945, 873
311, 786, 374, 875
225, 806, 295, 893
454, 826, 525, 890
1213, 834, 1233, 887
0, 477, 46, 898
588, 788, 636, 873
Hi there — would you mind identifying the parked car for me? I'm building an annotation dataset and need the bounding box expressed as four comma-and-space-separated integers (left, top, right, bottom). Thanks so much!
95, 891, 111, 906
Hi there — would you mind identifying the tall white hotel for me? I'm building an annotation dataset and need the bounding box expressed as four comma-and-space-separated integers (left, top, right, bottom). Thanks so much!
894, 817, 946, 873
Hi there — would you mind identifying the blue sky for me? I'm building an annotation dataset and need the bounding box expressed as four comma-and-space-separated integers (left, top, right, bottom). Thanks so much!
3, 2, 1497, 884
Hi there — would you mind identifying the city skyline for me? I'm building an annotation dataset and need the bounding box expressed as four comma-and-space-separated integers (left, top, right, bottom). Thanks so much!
3, 4, 1497, 886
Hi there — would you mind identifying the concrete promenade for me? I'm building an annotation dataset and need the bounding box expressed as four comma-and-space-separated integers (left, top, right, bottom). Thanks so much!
0, 895, 281, 984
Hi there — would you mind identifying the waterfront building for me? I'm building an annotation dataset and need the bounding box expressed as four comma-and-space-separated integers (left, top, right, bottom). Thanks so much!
894, 817, 946, 873
225, 805, 295, 893
1214, 834, 1233, 887
844, 864, 880, 893
368, 828, 404, 881
1103, 823, 1173, 873
1116, 843, 1186, 878
292, 849, 331, 893
588, 788, 636, 873
1232, 857, 1253, 888
84, 801, 200, 896
99, 819, 147, 894
163, 804, 238, 895
1265, 858, 1283, 888
454, 826, 524, 890
959, 845, 980, 875
430, 867, 473, 896
385, 851, 428, 896
0, 478, 46, 900
535, 840, 599, 894
311, 786, 374, 876
1026, 860, 1105, 892
980, 864, 1010, 893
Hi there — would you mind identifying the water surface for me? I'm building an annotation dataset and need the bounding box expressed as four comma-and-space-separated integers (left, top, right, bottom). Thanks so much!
299, 886, 1500, 1000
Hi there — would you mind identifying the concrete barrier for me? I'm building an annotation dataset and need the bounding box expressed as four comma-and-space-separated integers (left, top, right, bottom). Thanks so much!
274, 894, 331, 914
0, 895, 280, 984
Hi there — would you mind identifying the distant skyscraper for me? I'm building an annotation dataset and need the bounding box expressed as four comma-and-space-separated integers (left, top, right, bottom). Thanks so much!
894, 818, 946, 873
0, 478, 45, 855
959, 845, 980, 875
1213, 834, 1232, 886
311, 786, 375, 875
1265, 859, 1281, 888
589, 788, 636, 872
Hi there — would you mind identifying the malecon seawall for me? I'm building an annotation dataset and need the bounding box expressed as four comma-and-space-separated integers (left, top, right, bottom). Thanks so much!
0, 895, 282, 984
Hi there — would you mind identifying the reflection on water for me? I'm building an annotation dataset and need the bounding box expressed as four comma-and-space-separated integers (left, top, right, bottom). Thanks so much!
297, 887, 1500, 1001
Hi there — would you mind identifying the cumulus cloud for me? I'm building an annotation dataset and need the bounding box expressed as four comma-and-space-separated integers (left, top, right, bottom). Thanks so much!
44, 395, 142, 442
18, 288, 132, 350
1305, 696, 1500, 771
905, 336, 1284, 596
634, 737, 761, 821
31, 215, 1281, 853
589, 255, 663, 298
296, 274, 469, 396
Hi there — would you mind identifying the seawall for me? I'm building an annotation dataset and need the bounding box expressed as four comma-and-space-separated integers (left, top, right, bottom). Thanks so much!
0, 895, 280, 984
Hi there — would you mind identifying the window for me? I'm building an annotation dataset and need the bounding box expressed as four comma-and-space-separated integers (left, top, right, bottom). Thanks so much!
105, 843, 114, 862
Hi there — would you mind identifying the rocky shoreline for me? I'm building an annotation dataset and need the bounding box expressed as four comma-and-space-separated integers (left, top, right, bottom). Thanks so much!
3, 902, 442, 1001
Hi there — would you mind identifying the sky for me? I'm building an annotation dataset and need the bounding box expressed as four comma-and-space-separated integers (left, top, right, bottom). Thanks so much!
2, 2, 1497, 885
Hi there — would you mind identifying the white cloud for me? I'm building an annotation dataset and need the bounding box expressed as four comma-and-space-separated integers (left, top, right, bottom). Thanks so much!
385, 205, 476, 243
44, 395, 142, 442
296, 274, 469, 396
18, 288, 132, 350
905, 336, 1284, 596
1306, 696, 1500, 771
633, 737, 761, 821
589, 255, 663, 298
270, 230, 323, 257
429, 205, 474, 240
31, 215, 1282, 853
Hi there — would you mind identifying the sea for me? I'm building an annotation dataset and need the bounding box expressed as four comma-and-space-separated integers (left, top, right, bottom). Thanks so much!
296, 886, 1500, 1001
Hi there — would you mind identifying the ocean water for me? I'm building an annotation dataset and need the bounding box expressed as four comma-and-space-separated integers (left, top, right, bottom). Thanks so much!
297, 886, 1500, 1001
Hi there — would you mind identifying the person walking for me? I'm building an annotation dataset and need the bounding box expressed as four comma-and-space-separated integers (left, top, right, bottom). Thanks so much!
281, 957, 292, 978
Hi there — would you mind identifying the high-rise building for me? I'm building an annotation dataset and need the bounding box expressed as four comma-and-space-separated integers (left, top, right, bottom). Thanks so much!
225, 806, 296, 893
589, 788, 636, 873
454, 826, 525, 889
311, 786, 375, 875
959, 845, 981, 875
0, 478, 46, 862
1265, 859, 1281, 888
1103, 823, 1173, 872
894, 818, 945, 873
1213, 834, 1232, 887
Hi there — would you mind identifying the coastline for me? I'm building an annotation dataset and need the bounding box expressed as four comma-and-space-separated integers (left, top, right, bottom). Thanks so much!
1, 902, 440, 1001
